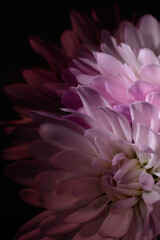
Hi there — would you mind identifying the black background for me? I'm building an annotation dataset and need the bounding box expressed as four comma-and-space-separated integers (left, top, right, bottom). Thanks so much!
1, 1, 160, 239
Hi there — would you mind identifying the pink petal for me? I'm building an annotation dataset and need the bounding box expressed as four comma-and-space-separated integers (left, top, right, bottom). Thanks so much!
138, 48, 159, 65
99, 209, 133, 238
30, 110, 84, 134
74, 177, 103, 199
130, 101, 160, 132
117, 43, 139, 74
51, 150, 92, 172
39, 122, 97, 156
96, 52, 127, 77
34, 171, 90, 211
134, 124, 160, 154
139, 169, 154, 191
100, 107, 132, 142
65, 196, 106, 223
139, 15, 160, 50
143, 190, 160, 205
124, 26, 142, 49
110, 196, 139, 214
56, 172, 96, 196
113, 158, 138, 183
112, 105, 131, 122
73, 212, 106, 240
127, 80, 157, 103
88, 75, 113, 100
105, 75, 129, 104
140, 64, 160, 86
40, 215, 80, 237
77, 86, 112, 128
146, 91, 160, 111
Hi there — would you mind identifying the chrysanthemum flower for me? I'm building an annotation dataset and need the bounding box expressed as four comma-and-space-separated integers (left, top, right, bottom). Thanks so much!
6, 88, 160, 239
3, 9, 160, 240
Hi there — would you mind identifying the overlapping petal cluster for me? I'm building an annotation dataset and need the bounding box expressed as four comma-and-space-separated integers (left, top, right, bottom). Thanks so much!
4, 11, 160, 240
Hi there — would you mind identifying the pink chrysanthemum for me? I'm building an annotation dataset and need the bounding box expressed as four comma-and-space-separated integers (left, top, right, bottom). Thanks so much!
3, 9, 160, 240
6, 90, 160, 239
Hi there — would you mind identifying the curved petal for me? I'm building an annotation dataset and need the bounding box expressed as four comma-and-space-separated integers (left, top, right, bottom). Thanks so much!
65, 196, 107, 223
99, 209, 133, 238
127, 80, 157, 103
130, 101, 160, 132
74, 177, 103, 199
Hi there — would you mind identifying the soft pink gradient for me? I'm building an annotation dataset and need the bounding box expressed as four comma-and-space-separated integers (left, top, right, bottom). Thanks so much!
6, 90, 160, 239
3, 11, 160, 240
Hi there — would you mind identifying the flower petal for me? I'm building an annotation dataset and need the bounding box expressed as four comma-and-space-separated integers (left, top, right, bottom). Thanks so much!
99, 209, 133, 238
74, 177, 103, 199
139, 169, 154, 191
130, 101, 160, 132
127, 80, 157, 103
65, 196, 107, 223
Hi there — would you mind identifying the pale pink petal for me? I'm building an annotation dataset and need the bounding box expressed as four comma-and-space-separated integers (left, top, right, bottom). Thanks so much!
139, 169, 154, 191
143, 190, 160, 205
105, 75, 129, 104
139, 15, 160, 50
100, 107, 132, 142
124, 26, 142, 49
39, 122, 97, 156
113, 158, 138, 183
99, 209, 133, 238
130, 101, 160, 132
88, 75, 113, 100
65, 196, 106, 223
77, 86, 112, 128
134, 124, 160, 154
117, 43, 139, 74
112, 105, 131, 122
146, 91, 160, 111
140, 64, 160, 86
96, 52, 126, 77
127, 80, 157, 103
138, 48, 159, 65
74, 177, 103, 199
